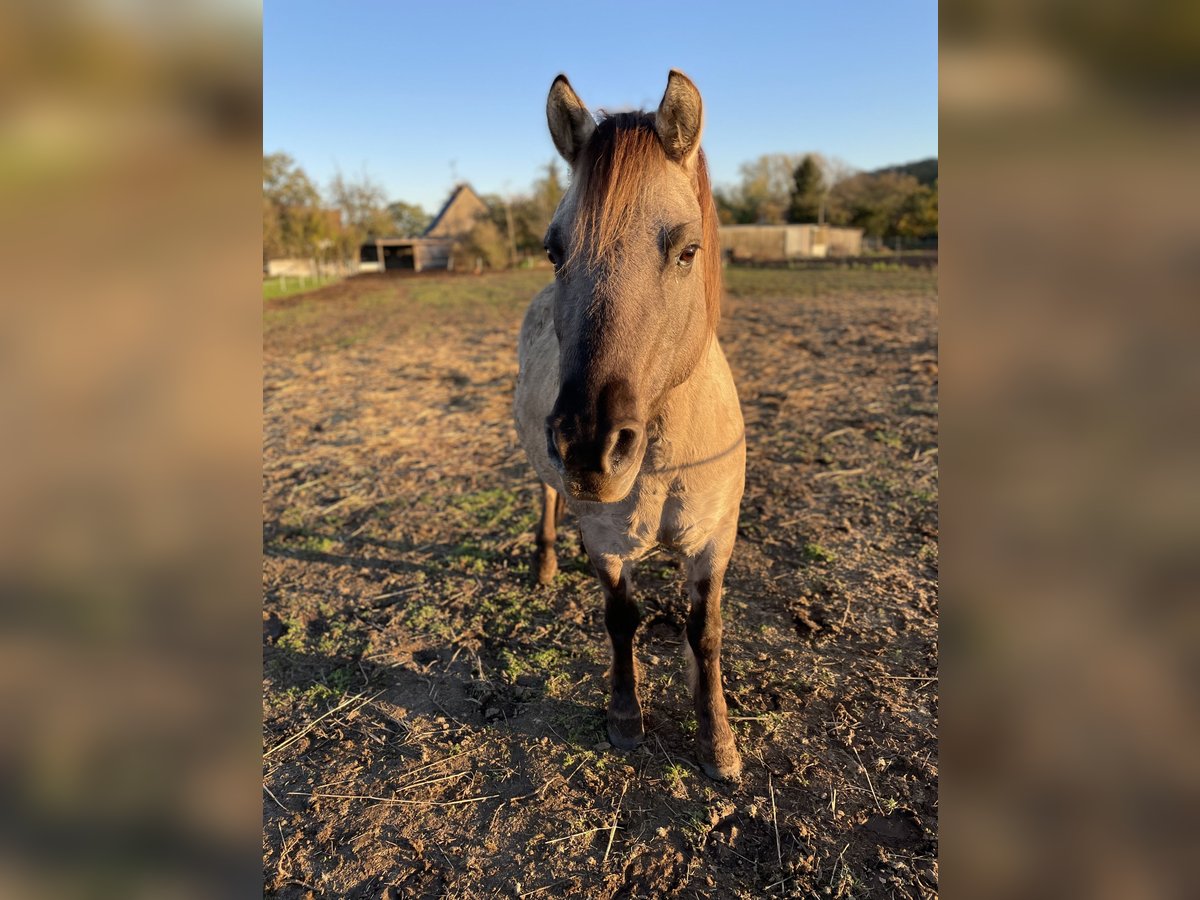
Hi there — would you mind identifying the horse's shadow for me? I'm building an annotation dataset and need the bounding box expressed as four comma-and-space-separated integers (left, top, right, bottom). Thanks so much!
263, 641, 619, 788
263, 512, 709, 787
263, 526, 463, 580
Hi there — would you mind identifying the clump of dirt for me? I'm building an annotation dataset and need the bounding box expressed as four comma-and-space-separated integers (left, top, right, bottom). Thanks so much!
264, 266, 937, 898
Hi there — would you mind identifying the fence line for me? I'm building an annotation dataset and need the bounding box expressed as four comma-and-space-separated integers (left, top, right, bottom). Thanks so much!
263, 272, 343, 297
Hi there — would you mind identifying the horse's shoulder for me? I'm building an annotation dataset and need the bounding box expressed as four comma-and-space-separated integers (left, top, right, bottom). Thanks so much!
518, 283, 556, 354
522, 282, 555, 325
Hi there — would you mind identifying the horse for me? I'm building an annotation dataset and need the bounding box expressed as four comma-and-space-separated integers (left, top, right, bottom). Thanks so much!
513, 71, 745, 781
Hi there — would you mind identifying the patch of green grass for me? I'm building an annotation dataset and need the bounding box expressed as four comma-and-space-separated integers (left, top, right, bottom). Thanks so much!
724, 265, 936, 301
471, 584, 551, 636
452, 487, 538, 532
262, 275, 340, 301
302, 683, 338, 705
274, 616, 308, 655
264, 271, 557, 352
263, 296, 319, 332
529, 647, 565, 671
873, 429, 903, 450
561, 748, 604, 772
298, 666, 356, 704
548, 708, 604, 747
315, 618, 358, 656
724, 656, 750, 679
269, 606, 369, 663
297, 534, 336, 554
406, 271, 551, 311
284, 667, 355, 706
403, 598, 456, 640
665, 762, 691, 793
677, 804, 707, 848
498, 646, 566, 683
498, 648, 525, 681
803, 541, 837, 564
857, 474, 904, 498
279, 507, 306, 529
544, 671, 572, 699
446, 541, 491, 575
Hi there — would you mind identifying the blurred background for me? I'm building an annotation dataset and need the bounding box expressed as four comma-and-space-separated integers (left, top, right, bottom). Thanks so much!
0, 1, 261, 897
941, 2, 1200, 898
0, 0, 1197, 896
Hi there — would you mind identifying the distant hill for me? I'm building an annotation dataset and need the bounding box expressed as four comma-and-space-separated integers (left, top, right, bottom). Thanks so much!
871, 157, 937, 186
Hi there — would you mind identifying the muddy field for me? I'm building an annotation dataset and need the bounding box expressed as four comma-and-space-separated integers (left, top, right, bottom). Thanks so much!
263, 265, 938, 898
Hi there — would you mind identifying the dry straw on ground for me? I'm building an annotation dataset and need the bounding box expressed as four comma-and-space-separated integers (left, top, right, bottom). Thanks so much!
263, 266, 938, 898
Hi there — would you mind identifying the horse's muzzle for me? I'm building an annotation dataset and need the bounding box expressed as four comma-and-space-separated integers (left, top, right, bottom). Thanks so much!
546, 417, 645, 503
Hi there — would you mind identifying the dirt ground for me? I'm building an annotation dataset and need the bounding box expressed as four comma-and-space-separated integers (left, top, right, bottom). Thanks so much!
263, 265, 938, 898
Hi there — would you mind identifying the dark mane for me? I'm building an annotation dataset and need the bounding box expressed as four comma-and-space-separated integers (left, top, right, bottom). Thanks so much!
571, 112, 722, 332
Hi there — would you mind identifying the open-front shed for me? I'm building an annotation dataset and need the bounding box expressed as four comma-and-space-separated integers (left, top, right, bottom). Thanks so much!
359, 183, 487, 273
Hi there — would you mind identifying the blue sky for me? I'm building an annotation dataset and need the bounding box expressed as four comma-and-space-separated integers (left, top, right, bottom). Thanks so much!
264, 1, 937, 212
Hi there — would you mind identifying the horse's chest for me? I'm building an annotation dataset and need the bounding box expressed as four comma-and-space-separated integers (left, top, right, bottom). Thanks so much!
578, 480, 674, 560
617, 484, 669, 558
578, 468, 720, 561
631, 483, 718, 556
658, 492, 722, 557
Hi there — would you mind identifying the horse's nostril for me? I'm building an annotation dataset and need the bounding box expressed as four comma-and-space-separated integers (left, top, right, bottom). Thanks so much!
603, 424, 642, 474
612, 428, 638, 464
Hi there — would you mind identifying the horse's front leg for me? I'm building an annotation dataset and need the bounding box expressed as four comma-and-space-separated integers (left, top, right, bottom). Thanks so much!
532, 482, 560, 586
684, 539, 742, 781
585, 547, 644, 749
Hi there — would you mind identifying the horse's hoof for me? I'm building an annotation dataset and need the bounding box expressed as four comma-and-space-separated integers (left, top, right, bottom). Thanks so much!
701, 755, 742, 782
699, 740, 743, 782
607, 706, 644, 750
534, 550, 557, 586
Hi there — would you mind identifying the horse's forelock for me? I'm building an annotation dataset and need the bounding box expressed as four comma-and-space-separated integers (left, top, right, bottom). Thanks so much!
570, 112, 721, 332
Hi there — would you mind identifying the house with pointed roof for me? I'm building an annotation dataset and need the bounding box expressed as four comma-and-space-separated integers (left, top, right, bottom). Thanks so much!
359, 183, 487, 273
424, 184, 488, 240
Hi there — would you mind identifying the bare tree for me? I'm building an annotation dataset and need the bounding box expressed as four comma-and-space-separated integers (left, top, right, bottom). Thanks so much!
327, 168, 392, 262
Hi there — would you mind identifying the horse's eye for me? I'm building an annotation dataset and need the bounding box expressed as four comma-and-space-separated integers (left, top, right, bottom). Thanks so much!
678, 244, 699, 267
545, 247, 558, 267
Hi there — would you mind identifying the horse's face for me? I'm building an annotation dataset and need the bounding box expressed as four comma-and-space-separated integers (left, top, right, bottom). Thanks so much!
543, 72, 715, 503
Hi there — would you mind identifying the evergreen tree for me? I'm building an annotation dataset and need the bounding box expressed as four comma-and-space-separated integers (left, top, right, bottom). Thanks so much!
787, 154, 825, 223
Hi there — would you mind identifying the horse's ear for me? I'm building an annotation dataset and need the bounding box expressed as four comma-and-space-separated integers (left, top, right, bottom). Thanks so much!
655, 69, 704, 165
547, 75, 595, 167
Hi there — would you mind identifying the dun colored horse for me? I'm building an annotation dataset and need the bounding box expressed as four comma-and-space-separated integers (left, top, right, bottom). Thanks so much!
514, 71, 745, 780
